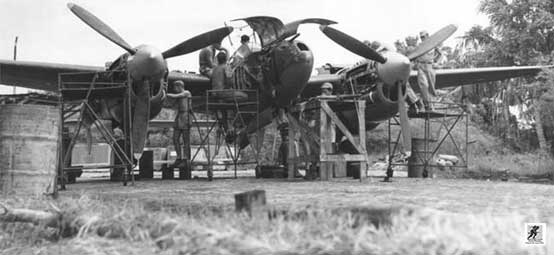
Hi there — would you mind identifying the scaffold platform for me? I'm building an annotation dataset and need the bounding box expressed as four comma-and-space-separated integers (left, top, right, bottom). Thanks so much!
57, 71, 134, 189
386, 100, 469, 181
185, 89, 260, 181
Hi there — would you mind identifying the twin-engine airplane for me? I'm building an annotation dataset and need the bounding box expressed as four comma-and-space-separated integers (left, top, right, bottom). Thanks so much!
0, 4, 385, 158
0, 3, 549, 163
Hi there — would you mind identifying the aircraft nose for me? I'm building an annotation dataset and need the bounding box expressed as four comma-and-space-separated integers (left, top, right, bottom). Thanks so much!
377, 52, 412, 86
274, 51, 314, 107
127, 45, 166, 80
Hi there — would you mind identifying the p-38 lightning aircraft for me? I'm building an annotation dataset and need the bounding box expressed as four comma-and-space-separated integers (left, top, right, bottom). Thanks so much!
0, 3, 549, 165
0, 4, 387, 159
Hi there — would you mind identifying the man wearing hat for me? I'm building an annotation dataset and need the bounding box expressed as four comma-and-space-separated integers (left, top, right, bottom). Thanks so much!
321, 82, 334, 96
415, 30, 443, 111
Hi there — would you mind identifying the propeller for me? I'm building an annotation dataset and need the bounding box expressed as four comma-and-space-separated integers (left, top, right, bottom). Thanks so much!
68, 3, 233, 160
282, 18, 337, 39
67, 3, 135, 54
406, 24, 457, 61
68, 3, 233, 60
320, 25, 386, 64
397, 82, 411, 152
132, 81, 151, 157
162, 26, 234, 59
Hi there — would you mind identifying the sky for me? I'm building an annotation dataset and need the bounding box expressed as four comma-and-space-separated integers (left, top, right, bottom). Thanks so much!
0, 0, 489, 93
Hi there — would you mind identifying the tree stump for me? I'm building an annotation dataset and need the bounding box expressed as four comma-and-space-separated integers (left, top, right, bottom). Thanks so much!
234, 190, 266, 218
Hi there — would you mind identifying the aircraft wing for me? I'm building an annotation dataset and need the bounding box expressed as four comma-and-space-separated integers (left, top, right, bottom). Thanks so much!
0, 58, 210, 94
302, 74, 343, 98
167, 71, 210, 96
409, 65, 551, 92
0, 59, 103, 92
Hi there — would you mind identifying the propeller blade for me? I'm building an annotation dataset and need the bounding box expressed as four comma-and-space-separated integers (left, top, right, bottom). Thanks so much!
397, 83, 412, 152
320, 25, 386, 64
131, 82, 151, 159
282, 18, 337, 39
238, 108, 275, 149
407, 24, 457, 61
67, 3, 135, 54
162, 26, 234, 59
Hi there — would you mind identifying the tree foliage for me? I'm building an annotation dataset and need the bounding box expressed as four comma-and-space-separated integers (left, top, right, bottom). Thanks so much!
479, 0, 554, 65
450, 0, 554, 153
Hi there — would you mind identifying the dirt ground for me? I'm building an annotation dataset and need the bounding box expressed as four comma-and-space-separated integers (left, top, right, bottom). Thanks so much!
61, 173, 554, 218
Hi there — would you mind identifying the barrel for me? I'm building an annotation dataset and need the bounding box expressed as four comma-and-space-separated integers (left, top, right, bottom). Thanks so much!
408, 138, 436, 178
0, 105, 60, 196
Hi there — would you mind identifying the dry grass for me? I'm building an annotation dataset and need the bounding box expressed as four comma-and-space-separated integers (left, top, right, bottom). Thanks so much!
366, 117, 554, 179
471, 152, 554, 178
1, 194, 552, 255
2, 178, 554, 254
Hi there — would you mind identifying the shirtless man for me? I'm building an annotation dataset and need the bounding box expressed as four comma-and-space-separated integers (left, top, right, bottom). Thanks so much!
166, 80, 192, 167
199, 41, 229, 77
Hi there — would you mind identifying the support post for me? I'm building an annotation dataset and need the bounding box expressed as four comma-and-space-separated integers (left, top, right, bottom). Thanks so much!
356, 100, 367, 181
319, 101, 335, 181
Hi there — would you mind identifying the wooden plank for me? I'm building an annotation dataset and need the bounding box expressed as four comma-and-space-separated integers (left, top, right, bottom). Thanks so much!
320, 101, 364, 154
320, 154, 366, 161
356, 100, 368, 181
333, 160, 347, 177
286, 113, 320, 148
319, 104, 334, 181
289, 154, 318, 163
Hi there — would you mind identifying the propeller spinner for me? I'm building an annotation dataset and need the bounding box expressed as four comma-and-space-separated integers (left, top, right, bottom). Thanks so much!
378, 24, 457, 151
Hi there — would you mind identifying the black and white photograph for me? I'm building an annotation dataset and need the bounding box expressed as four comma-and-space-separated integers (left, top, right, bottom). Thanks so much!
0, 0, 553, 254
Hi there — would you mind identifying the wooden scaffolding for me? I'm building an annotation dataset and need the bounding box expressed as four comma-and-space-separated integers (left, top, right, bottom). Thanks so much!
287, 96, 370, 181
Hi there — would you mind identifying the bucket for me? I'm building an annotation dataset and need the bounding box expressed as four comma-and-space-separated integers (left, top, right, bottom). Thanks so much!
408, 138, 436, 178
0, 105, 60, 196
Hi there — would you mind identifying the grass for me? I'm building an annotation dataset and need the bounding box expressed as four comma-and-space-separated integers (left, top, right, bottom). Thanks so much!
363, 116, 554, 179
2, 178, 554, 254
1, 194, 552, 255
471, 152, 554, 178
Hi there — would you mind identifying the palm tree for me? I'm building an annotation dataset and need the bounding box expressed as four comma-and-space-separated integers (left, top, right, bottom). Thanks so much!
458, 25, 495, 52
